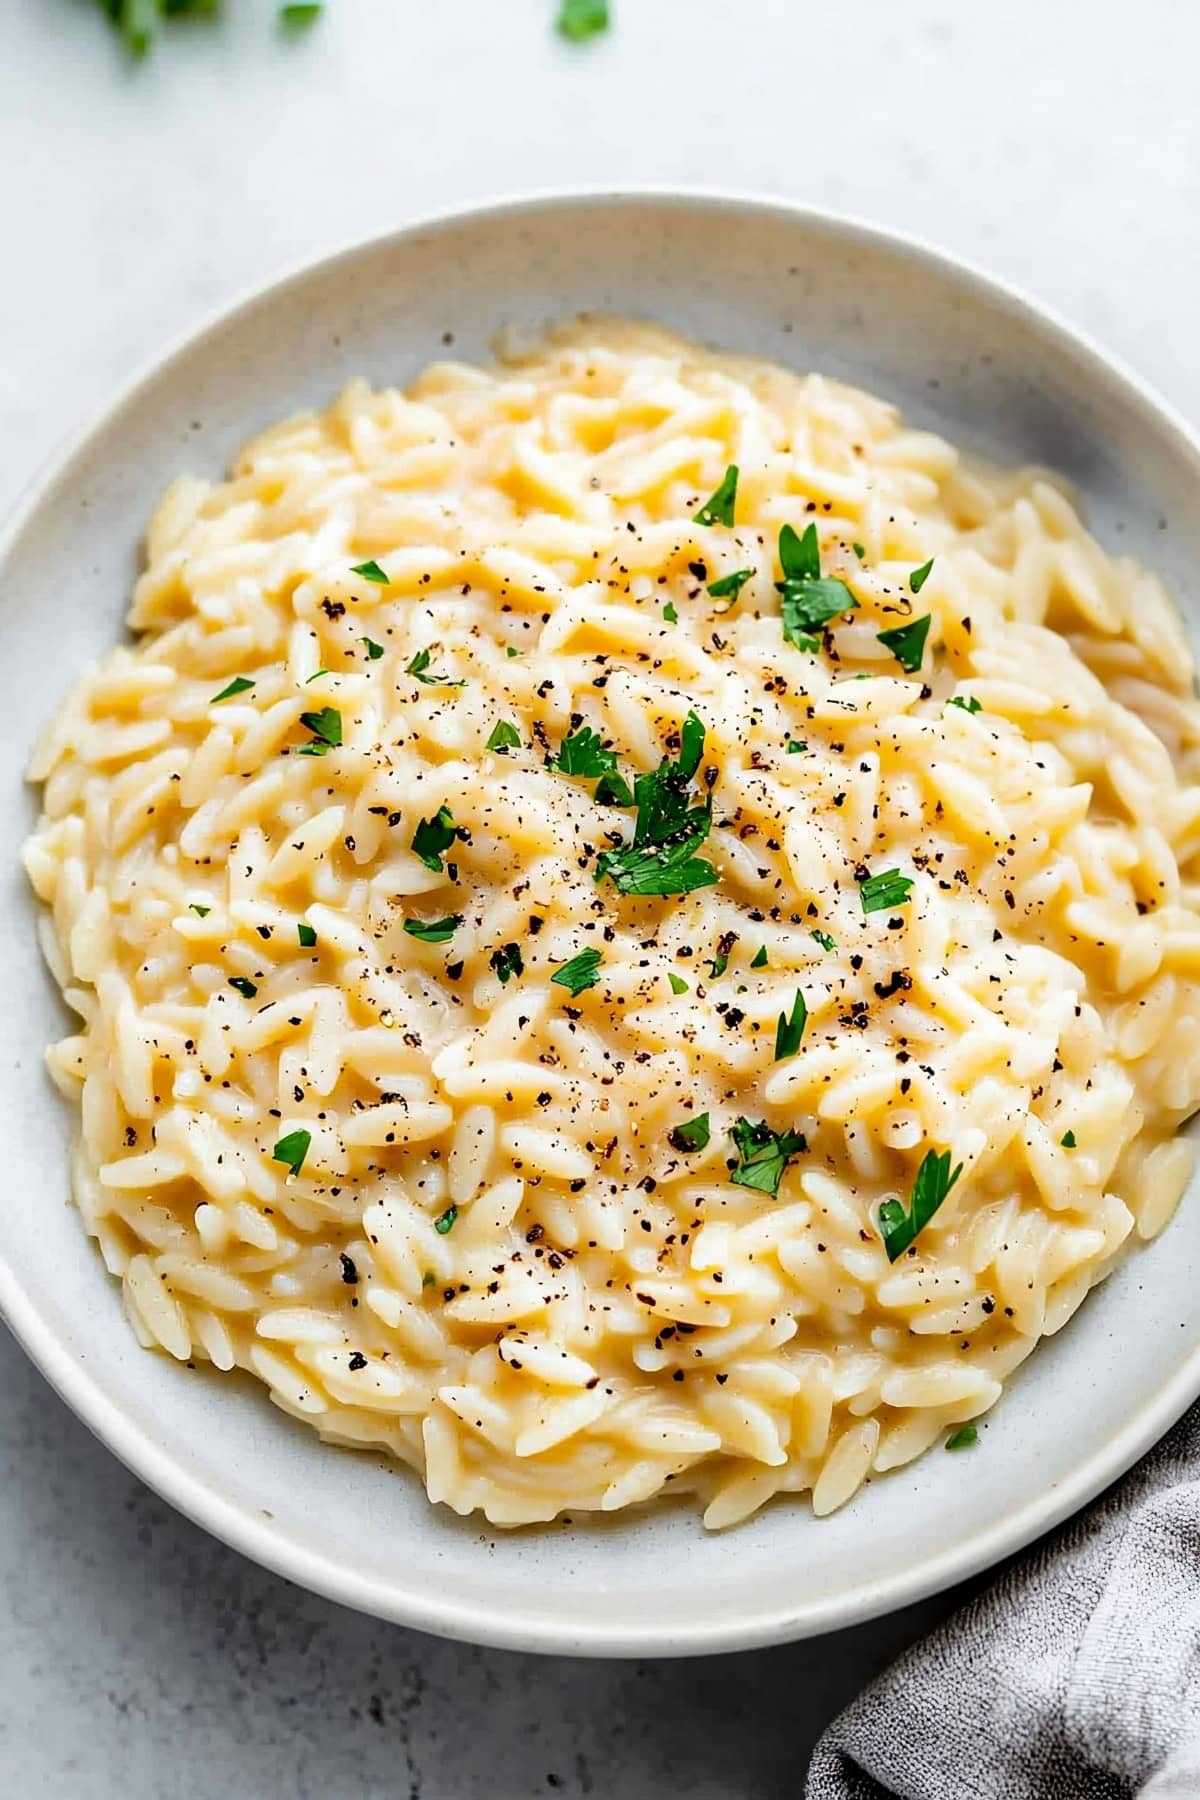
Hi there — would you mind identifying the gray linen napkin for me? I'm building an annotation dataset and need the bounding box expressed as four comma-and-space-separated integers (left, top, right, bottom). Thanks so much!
806, 1406, 1200, 1800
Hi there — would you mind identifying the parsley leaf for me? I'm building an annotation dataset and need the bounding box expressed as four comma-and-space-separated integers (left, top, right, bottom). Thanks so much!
552, 725, 618, 779
228, 976, 258, 999
779, 521, 821, 581
556, 0, 608, 40
948, 694, 982, 715
363, 637, 385, 660
811, 928, 836, 952
774, 989, 807, 1061
350, 559, 389, 584
668, 972, 689, 995
877, 1148, 962, 1261
404, 915, 462, 945
909, 558, 935, 594
211, 676, 255, 704
1061, 1130, 1077, 1149
785, 740, 808, 755
669, 1113, 711, 1154
707, 567, 754, 604
272, 1128, 311, 1176
776, 523, 858, 650
306, 669, 331, 684
594, 771, 634, 807
299, 707, 342, 752
859, 868, 914, 915
693, 465, 738, 528
411, 805, 460, 873
490, 943, 524, 985
662, 601, 679, 625
297, 922, 317, 948
595, 712, 718, 898
188, 903, 210, 918
852, 543, 866, 560
435, 1204, 458, 1235
596, 839, 718, 897
406, 648, 466, 688
750, 945, 768, 969
877, 613, 931, 674
551, 948, 603, 995
280, 1, 322, 23
486, 720, 521, 753
945, 1425, 978, 1452
729, 1117, 807, 1196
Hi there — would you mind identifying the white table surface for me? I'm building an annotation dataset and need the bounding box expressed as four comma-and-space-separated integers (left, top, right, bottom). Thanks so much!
1, 2, 1196, 1794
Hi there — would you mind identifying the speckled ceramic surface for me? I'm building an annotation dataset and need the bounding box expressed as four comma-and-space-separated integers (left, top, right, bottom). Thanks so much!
3, 193, 1199, 1657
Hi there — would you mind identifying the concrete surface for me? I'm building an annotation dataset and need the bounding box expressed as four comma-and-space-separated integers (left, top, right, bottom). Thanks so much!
1, 1, 1196, 1793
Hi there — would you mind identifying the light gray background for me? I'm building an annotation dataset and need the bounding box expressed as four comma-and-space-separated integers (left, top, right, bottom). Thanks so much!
1, 2, 1194, 1795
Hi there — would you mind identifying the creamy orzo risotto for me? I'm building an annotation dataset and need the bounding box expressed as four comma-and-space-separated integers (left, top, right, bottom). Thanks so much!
24, 322, 1200, 1527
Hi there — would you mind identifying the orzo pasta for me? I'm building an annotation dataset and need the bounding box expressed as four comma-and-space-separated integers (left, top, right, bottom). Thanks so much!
24, 322, 1200, 1527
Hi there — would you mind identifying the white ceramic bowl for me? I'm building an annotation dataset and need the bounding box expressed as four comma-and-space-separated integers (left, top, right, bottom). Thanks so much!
4, 193, 1199, 1658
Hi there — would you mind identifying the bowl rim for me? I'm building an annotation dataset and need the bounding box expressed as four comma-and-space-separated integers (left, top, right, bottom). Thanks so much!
4, 185, 1200, 1658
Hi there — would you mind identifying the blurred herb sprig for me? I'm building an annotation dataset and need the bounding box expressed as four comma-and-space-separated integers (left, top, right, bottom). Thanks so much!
97, 0, 322, 57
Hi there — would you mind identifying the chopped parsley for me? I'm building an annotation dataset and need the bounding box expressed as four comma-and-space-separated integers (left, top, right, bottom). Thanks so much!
877, 613, 931, 674
188, 903, 210, 918
704, 933, 736, 980
859, 867, 914, 914
707, 567, 753, 604
774, 989, 807, 1061
272, 1128, 311, 1176
406, 647, 466, 687
594, 771, 634, 807
669, 1113, 711, 1154
1061, 1129, 1077, 1149
877, 1148, 962, 1261
811, 928, 836, 952
227, 977, 258, 999
729, 1117, 807, 1197
411, 804, 460, 873
852, 543, 866, 560
435, 1205, 458, 1235
668, 972, 689, 995
297, 922, 317, 947
363, 637, 385, 660
505, 646, 521, 658
98, 0, 219, 55
211, 676, 255, 704
551, 948, 603, 995
490, 942, 524, 985
662, 601, 679, 625
693, 464, 738, 528
404, 915, 462, 945
945, 1425, 978, 1452
909, 558, 935, 594
422, 1270, 437, 1289
556, 0, 609, 40
785, 740, 808, 755
305, 669, 331, 684
297, 706, 342, 756
350, 559, 389, 584
595, 711, 718, 897
776, 522, 858, 650
486, 720, 521, 753
552, 725, 618, 779
750, 945, 768, 969
948, 694, 982, 715
280, 2, 322, 23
